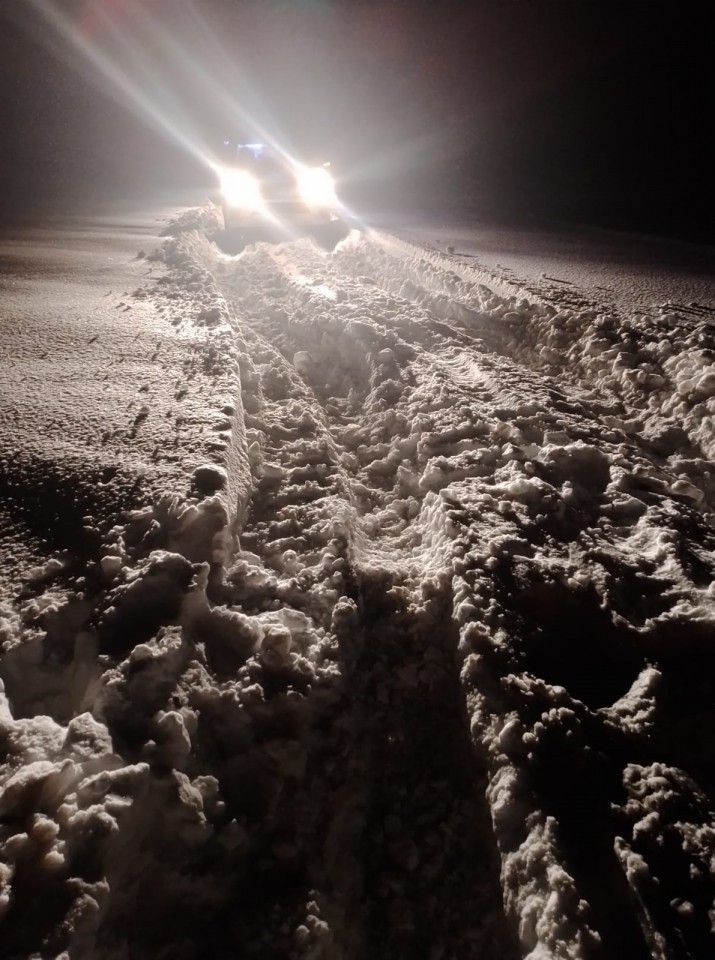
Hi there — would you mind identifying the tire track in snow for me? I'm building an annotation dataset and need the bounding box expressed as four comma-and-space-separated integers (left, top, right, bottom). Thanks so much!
210, 230, 715, 959
339, 231, 715, 513
3, 211, 715, 960
213, 238, 520, 958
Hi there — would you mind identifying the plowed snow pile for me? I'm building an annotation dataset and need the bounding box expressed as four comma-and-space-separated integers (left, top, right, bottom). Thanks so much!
2, 206, 715, 960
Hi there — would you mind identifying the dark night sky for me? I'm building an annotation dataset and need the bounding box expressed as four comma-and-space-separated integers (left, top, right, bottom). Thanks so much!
1, 0, 713, 236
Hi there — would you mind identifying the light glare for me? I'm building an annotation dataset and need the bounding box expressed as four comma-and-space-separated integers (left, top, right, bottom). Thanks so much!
220, 168, 264, 210
297, 166, 336, 208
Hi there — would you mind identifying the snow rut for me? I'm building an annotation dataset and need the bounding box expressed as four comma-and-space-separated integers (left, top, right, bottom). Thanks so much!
2, 211, 715, 960
337, 231, 715, 510
212, 241, 520, 958
212, 232, 715, 959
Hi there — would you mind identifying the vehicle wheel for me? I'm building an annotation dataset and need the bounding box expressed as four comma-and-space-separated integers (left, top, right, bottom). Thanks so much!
216, 226, 250, 255
311, 220, 350, 250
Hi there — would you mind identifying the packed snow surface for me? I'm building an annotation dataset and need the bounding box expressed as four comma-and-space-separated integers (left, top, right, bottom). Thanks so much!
1, 203, 715, 960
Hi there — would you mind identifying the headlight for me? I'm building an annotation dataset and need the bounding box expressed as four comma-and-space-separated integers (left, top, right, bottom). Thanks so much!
296, 166, 336, 208
219, 168, 264, 211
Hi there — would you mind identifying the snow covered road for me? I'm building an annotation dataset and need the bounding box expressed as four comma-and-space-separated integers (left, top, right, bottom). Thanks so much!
1, 204, 715, 960
395, 218, 715, 315
0, 209, 240, 574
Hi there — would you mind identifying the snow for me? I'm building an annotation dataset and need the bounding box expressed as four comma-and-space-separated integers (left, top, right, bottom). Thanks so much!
1, 201, 715, 958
